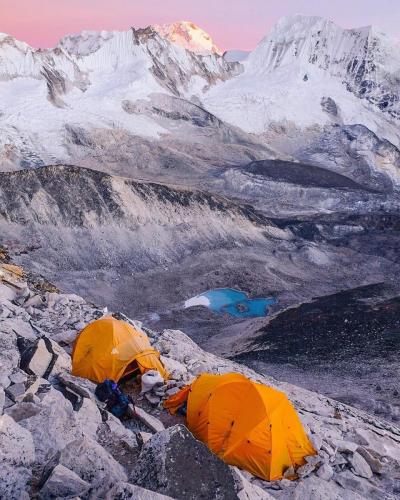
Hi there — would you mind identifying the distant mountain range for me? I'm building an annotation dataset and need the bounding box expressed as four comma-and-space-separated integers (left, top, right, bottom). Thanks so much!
0, 15, 399, 187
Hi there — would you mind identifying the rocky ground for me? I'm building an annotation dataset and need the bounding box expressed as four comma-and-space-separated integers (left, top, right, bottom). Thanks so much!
1, 259, 400, 499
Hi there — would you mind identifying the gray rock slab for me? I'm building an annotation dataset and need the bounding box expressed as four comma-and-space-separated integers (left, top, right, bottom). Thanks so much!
106, 482, 175, 499
133, 405, 165, 433
55, 436, 127, 495
39, 464, 90, 499
348, 451, 373, 479
131, 424, 239, 500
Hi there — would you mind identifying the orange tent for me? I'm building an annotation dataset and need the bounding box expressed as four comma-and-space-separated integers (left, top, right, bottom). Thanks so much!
164, 372, 315, 481
72, 317, 168, 383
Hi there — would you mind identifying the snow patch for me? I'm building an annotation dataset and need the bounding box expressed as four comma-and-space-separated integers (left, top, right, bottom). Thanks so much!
184, 295, 211, 309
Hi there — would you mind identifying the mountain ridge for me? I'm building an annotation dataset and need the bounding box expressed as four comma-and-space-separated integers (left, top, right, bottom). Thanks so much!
1, 14, 399, 178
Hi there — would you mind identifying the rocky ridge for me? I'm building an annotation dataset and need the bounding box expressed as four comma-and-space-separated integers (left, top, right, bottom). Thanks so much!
1, 256, 400, 499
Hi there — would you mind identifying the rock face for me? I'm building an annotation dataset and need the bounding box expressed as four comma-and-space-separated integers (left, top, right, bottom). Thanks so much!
131, 425, 238, 500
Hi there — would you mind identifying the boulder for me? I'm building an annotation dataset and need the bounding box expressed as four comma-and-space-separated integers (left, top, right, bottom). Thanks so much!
347, 451, 373, 479
51, 329, 78, 345
3, 300, 31, 321
75, 397, 102, 438
0, 414, 35, 465
232, 468, 275, 499
320, 441, 336, 457
5, 376, 44, 403
136, 431, 153, 447
145, 393, 161, 406
24, 294, 45, 309
1, 464, 32, 500
0, 303, 12, 319
46, 339, 71, 379
356, 446, 383, 474
106, 482, 174, 499
9, 369, 28, 385
57, 372, 97, 400
131, 424, 239, 500
165, 386, 180, 397
105, 414, 138, 449
160, 355, 188, 380
17, 286, 33, 304
309, 434, 323, 451
19, 386, 84, 463
19, 338, 53, 378
0, 386, 4, 414
39, 464, 90, 499
6, 382, 26, 402
133, 405, 165, 433
332, 453, 347, 466
0, 282, 16, 302
327, 438, 358, 453
316, 463, 334, 481
4, 402, 42, 422
296, 462, 316, 478
18, 335, 71, 382
0, 414, 35, 499
291, 474, 365, 499
334, 470, 386, 499
305, 455, 322, 467
354, 427, 400, 463
54, 436, 127, 495
0, 326, 19, 386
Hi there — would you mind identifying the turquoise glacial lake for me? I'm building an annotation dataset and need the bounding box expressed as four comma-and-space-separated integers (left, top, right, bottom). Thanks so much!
185, 288, 276, 318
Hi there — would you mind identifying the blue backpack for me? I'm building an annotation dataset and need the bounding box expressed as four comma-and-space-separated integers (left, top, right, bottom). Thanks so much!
95, 379, 131, 418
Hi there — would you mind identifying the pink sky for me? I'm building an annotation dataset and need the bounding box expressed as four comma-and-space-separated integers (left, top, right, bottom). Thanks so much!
1, 0, 399, 50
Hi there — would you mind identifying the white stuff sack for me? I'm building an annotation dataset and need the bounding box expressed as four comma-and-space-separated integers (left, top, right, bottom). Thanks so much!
140, 370, 164, 394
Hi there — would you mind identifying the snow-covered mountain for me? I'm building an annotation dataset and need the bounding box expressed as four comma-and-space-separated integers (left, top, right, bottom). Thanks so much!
205, 15, 400, 146
0, 15, 399, 187
0, 25, 245, 172
59, 21, 222, 57
152, 21, 222, 55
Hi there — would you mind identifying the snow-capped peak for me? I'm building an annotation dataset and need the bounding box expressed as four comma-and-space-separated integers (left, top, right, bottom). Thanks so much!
152, 21, 222, 55
242, 14, 400, 116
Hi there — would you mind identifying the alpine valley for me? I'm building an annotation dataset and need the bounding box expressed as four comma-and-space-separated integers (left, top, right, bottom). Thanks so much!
0, 15, 399, 426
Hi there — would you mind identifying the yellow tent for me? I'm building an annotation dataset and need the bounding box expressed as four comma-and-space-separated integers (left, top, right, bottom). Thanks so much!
164, 372, 315, 481
72, 317, 168, 383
